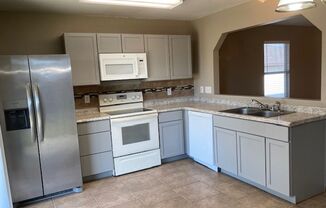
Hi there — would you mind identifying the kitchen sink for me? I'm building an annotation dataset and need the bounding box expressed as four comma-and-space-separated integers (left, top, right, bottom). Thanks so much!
222, 107, 293, 118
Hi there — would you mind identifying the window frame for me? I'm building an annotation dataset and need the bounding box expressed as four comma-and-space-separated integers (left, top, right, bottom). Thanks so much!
263, 41, 290, 98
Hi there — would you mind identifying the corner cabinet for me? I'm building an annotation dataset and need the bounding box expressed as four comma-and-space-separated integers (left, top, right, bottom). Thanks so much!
213, 115, 325, 204
159, 111, 185, 160
64, 33, 100, 86
144, 35, 192, 81
188, 111, 217, 171
169, 35, 192, 80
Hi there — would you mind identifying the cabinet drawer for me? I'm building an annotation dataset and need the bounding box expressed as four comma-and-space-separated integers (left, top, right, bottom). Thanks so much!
159, 111, 183, 123
214, 116, 289, 142
77, 120, 110, 135
80, 152, 113, 177
79, 132, 112, 156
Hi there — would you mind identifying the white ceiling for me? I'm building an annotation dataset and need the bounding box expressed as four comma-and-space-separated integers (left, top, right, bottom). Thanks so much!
0, 0, 251, 20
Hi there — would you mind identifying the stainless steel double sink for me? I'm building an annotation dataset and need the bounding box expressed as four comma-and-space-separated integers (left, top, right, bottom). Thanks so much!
222, 107, 293, 118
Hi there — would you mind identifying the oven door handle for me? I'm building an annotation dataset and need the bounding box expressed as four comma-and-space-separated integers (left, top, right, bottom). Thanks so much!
111, 113, 158, 124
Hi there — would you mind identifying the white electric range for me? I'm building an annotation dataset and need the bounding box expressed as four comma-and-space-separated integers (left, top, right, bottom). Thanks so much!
99, 92, 161, 176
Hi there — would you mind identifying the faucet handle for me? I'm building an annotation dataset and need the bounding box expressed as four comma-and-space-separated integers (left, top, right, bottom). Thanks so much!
271, 101, 281, 112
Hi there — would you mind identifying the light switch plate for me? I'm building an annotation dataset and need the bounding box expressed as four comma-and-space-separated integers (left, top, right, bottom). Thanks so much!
205, 86, 212, 94
167, 88, 172, 96
200, 86, 204, 93
84, 95, 91, 104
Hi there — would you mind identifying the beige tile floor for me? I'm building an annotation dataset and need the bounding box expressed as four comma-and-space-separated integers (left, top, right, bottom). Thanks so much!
23, 159, 326, 208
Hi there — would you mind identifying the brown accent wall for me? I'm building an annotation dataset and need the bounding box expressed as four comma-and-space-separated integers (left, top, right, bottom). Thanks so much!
218, 25, 322, 100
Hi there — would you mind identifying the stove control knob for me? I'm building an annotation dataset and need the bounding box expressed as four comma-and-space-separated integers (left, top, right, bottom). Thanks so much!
131, 96, 136, 100
103, 98, 108, 103
109, 98, 113, 102
136, 95, 141, 99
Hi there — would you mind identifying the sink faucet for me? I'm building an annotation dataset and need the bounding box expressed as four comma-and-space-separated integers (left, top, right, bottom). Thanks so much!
271, 101, 282, 112
251, 99, 269, 110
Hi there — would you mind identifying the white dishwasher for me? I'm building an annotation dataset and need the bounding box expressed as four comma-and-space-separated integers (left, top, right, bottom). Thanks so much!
188, 111, 217, 171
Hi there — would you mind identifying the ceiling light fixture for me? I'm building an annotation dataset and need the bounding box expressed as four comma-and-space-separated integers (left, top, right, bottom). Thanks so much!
80, 0, 183, 9
276, 0, 317, 12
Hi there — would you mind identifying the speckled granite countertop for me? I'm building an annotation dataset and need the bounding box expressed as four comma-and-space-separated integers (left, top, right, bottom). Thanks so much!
147, 102, 326, 127
76, 108, 110, 124
76, 101, 326, 127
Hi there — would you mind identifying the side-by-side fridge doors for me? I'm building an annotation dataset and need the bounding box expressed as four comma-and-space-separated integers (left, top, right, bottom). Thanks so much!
0, 56, 43, 202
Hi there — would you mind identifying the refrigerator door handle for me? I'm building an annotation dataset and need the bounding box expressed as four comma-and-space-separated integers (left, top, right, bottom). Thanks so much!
26, 83, 36, 142
32, 83, 44, 142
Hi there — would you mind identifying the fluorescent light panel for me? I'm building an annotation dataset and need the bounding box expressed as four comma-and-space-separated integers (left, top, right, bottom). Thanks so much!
276, 0, 316, 12
80, 0, 183, 9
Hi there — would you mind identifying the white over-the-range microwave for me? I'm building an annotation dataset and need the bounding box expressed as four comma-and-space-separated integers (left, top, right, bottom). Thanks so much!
99, 53, 148, 81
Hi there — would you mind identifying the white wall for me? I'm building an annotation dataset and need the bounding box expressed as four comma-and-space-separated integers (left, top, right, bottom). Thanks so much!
0, 126, 12, 208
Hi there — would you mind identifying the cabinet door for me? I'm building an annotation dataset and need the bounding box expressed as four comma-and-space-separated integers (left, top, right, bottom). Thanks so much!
64, 33, 100, 86
145, 35, 171, 81
215, 127, 237, 175
169, 35, 192, 80
237, 132, 266, 186
159, 120, 185, 159
266, 139, 290, 196
122, 34, 145, 53
80, 152, 114, 177
188, 111, 216, 171
97, 33, 122, 53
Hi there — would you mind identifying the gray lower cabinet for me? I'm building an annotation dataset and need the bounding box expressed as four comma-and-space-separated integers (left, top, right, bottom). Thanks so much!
214, 115, 325, 203
159, 120, 184, 159
266, 138, 290, 196
237, 132, 266, 186
77, 120, 113, 180
159, 111, 185, 160
214, 127, 237, 175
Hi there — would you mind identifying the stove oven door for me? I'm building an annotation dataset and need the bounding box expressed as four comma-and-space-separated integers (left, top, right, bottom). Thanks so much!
111, 113, 159, 157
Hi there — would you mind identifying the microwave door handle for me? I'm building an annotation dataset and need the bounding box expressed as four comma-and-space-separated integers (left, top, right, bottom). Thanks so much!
134, 59, 139, 77
26, 83, 36, 142
32, 84, 44, 142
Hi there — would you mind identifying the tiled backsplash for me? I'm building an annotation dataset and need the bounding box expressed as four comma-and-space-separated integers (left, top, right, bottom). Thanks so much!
74, 79, 194, 109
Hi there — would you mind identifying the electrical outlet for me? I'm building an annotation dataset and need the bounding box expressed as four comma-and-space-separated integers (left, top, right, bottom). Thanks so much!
84, 95, 91, 104
200, 86, 204, 93
205, 86, 212, 94
167, 88, 172, 96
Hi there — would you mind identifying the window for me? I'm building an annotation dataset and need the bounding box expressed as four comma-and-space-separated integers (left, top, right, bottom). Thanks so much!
264, 42, 290, 98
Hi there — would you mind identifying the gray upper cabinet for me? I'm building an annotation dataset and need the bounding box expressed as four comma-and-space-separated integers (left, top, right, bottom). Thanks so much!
237, 132, 266, 186
122, 34, 145, 53
145, 35, 171, 81
64, 33, 100, 86
215, 127, 237, 176
169, 35, 192, 80
159, 120, 185, 159
266, 138, 290, 196
97, 33, 122, 53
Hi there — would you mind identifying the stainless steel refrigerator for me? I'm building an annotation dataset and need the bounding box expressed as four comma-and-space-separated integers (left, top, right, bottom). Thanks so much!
0, 55, 82, 203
